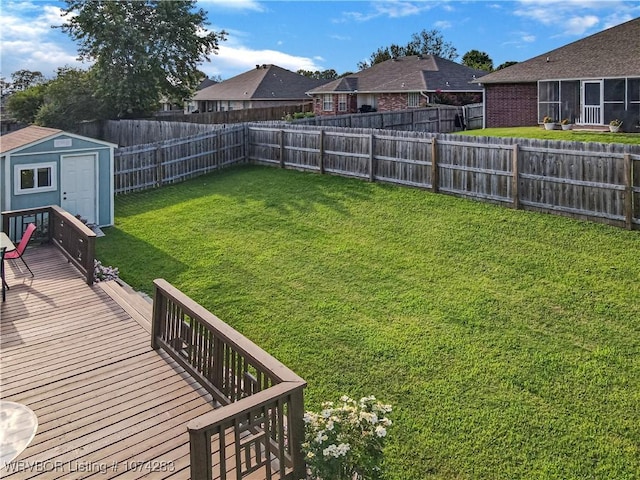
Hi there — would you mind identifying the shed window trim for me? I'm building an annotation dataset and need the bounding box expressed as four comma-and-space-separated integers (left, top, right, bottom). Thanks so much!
14, 162, 57, 195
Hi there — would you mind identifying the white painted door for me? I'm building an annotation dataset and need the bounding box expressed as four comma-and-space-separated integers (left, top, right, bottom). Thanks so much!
61, 154, 97, 224
581, 81, 603, 124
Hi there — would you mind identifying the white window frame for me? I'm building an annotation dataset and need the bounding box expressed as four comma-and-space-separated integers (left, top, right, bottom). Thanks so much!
323, 94, 333, 111
408, 92, 420, 108
338, 94, 348, 112
14, 162, 57, 195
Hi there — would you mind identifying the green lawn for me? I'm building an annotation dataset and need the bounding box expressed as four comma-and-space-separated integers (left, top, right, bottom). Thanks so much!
460, 126, 640, 144
97, 165, 640, 479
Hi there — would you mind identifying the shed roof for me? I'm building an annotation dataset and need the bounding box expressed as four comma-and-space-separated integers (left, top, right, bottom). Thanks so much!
307, 55, 487, 94
0, 126, 62, 154
477, 17, 640, 84
193, 64, 326, 101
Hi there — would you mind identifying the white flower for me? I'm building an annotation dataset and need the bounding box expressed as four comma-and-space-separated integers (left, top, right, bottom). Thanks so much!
326, 420, 334, 430
375, 425, 387, 437
323, 443, 350, 458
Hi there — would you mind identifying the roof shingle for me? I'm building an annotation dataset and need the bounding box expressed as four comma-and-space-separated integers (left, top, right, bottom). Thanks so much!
1, 126, 62, 155
477, 17, 640, 84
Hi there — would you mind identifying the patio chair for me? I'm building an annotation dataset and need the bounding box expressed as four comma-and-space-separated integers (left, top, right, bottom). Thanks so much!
5, 223, 36, 277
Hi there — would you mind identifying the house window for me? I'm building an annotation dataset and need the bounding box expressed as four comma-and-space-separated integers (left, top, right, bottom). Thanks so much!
628, 78, 640, 126
14, 162, 57, 195
538, 81, 560, 121
338, 94, 347, 112
408, 92, 420, 108
323, 94, 333, 111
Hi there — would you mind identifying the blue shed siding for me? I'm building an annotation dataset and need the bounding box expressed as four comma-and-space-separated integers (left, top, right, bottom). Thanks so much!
2, 133, 115, 226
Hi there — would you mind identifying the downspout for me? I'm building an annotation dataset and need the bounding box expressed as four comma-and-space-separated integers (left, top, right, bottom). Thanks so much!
420, 91, 430, 104
482, 85, 486, 129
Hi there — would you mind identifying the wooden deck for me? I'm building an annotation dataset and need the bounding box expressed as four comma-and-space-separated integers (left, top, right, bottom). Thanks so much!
0, 245, 217, 479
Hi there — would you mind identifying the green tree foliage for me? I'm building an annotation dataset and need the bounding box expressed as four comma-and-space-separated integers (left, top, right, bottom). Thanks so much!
296, 69, 339, 80
497, 60, 519, 70
5, 84, 48, 123
461, 49, 494, 72
34, 67, 101, 130
358, 29, 457, 70
59, 0, 226, 118
10, 70, 47, 92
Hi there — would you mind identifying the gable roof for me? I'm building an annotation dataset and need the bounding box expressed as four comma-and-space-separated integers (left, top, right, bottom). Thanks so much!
1, 125, 117, 155
477, 17, 640, 84
0, 126, 62, 154
307, 55, 487, 94
193, 65, 326, 101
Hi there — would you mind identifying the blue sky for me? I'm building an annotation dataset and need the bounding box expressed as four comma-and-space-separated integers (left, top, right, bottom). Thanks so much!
1, 0, 639, 82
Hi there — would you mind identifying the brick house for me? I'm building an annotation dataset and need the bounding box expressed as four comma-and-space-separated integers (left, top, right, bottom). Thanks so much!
192, 65, 325, 113
306, 55, 487, 116
476, 17, 640, 131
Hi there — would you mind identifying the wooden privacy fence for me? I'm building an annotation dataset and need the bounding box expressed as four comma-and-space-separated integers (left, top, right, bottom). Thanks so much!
293, 105, 466, 133
247, 125, 640, 229
114, 126, 246, 194
151, 279, 306, 480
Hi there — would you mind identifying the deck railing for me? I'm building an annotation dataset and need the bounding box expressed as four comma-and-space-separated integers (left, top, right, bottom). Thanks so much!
1, 205, 96, 285
151, 279, 307, 480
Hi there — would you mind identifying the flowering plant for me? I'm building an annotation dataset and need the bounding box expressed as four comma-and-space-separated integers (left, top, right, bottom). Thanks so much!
609, 119, 622, 126
303, 395, 392, 480
542, 116, 554, 124
94, 259, 119, 282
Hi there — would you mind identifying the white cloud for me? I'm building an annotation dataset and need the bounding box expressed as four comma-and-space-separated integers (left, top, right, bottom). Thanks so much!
202, 45, 323, 79
198, 0, 265, 12
337, 1, 431, 23
434, 20, 452, 29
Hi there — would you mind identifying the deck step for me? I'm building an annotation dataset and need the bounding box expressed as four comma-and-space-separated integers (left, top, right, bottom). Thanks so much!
97, 279, 153, 333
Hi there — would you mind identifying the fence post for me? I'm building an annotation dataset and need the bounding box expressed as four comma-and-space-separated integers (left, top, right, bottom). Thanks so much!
369, 134, 375, 182
279, 129, 285, 168
319, 130, 325, 174
512, 144, 520, 209
624, 153, 633, 230
431, 138, 439, 193
155, 145, 164, 188
244, 124, 249, 163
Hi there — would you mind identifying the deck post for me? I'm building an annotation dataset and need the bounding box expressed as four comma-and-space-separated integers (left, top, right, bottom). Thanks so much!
189, 429, 213, 480
85, 235, 95, 285
151, 280, 165, 350
289, 386, 307, 480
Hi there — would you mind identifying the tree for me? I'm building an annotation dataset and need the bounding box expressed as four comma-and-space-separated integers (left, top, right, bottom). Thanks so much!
461, 50, 494, 72
358, 29, 457, 69
296, 69, 339, 80
5, 84, 48, 123
497, 60, 518, 70
10, 70, 46, 92
59, 0, 226, 118
34, 67, 102, 130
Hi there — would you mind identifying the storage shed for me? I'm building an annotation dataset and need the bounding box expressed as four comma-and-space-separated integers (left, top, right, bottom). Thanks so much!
1, 126, 117, 227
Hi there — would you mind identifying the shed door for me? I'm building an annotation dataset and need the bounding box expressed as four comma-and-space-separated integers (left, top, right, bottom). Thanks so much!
61, 154, 97, 224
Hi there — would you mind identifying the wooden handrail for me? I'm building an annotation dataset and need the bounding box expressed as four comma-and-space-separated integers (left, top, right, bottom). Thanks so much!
1, 206, 96, 285
151, 278, 307, 480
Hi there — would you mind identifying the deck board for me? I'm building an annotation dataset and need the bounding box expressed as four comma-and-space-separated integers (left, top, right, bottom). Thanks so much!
0, 245, 222, 479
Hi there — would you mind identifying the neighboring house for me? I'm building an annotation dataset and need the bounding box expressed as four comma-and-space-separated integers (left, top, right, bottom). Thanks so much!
192, 64, 325, 113
476, 17, 640, 130
158, 77, 218, 115
306, 55, 487, 116
0, 126, 117, 227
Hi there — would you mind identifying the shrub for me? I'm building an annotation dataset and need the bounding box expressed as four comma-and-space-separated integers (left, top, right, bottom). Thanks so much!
303, 395, 392, 480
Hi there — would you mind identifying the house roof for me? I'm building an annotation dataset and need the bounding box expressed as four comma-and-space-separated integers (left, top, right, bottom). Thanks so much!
193, 64, 326, 101
307, 55, 487, 95
477, 17, 640, 84
0, 125, 62, 154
